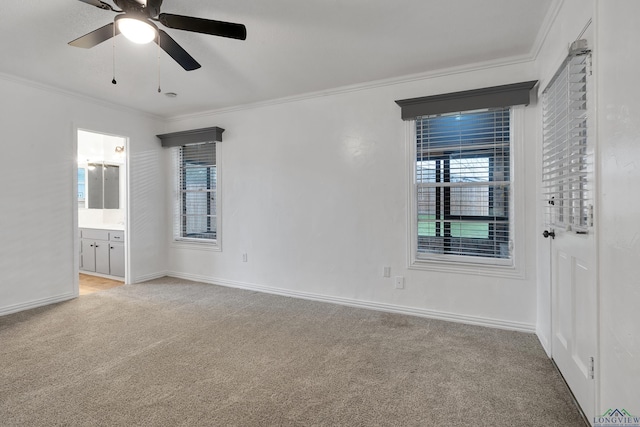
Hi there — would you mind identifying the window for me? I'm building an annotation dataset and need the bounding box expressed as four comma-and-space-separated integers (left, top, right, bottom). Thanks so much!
78, 168, 86, 206
395, 81, 534, 273
415, 107, 512, 263
176, 143, 217, 242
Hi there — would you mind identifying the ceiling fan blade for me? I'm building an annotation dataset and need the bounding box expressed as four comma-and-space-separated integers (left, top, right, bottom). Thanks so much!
69, 23, 119, 48
77, 0, 113, 11
156, 30, 201, 71
158, 13, 247, 40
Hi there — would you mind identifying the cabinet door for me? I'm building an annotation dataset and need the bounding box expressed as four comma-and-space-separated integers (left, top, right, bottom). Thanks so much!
94, 241, 110, 275
81, 239, 96, 272
109, 242, 125, 277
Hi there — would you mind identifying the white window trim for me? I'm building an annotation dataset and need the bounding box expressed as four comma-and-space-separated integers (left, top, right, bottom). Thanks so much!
405, 106, 526, 279
170, 145, 222, 252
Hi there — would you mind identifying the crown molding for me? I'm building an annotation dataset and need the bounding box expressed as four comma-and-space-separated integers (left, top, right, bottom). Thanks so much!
0, 71, 163, 121
529, 0, 566, 61
166, 1, 565, 123
1, 1, 563, 124
166, 53, 536, 123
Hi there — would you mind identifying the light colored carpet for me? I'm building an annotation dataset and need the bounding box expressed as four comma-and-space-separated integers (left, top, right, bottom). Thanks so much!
0, 277, 585, 426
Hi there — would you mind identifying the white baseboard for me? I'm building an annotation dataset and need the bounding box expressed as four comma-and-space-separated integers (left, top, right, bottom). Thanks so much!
133, 271, 169, 284
167, 271, 536, 333
0, 293, 76, 317
536, 328, 552, 356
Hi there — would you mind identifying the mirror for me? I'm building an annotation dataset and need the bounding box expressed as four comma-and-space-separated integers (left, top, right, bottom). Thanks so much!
78, 163, 120, 209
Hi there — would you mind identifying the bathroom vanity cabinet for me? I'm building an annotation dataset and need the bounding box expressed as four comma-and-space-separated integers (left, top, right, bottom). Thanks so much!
80, 228, 124, 278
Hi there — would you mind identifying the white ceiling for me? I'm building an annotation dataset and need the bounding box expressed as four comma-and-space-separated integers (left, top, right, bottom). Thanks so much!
0, 0, 555, 118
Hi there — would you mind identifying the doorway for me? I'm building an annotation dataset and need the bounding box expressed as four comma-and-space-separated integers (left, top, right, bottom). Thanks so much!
79, 274, 124, 295
76, 129, 128, 293
541, 32, 598, 420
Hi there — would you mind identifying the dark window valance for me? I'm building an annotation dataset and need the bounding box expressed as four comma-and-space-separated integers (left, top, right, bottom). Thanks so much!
157, 126, 225, 147
395, 81, 538, 120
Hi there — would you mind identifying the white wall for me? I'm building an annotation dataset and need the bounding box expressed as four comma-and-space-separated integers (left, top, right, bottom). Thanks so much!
164, 61, 540, 331
0, 76, 166, 315
595, 0, 640, 415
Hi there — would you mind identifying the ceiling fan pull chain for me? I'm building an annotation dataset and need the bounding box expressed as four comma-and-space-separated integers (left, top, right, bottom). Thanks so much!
112, 23, 117, 85
157, 33, 161, 93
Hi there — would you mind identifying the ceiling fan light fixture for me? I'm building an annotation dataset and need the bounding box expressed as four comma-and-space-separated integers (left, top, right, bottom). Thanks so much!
70, 1, 247, 72
117, 16, 157, 44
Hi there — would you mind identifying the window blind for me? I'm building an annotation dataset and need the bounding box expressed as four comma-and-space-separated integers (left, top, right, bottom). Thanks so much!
542, 50, 591, 232
177, 143, 217, 240
416, 107, 511, 261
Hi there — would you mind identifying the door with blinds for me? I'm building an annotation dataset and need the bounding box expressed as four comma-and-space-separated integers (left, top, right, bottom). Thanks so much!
542, 38, 597, 420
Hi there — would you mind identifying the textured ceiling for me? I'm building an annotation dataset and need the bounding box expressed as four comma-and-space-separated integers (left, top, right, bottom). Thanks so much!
0, 0, 555, 118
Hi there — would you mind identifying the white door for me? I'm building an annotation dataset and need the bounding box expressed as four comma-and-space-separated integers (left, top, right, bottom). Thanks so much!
542, 37, 597, 421
545, 228, 597, 420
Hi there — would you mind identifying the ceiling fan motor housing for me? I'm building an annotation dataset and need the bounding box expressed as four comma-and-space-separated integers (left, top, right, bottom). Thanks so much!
113, 0, 163, 17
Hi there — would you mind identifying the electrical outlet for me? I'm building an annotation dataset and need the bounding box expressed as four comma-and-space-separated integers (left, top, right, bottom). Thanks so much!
383, 266, 391, 277
242, 253, 248, 262
394, 276, 405, 289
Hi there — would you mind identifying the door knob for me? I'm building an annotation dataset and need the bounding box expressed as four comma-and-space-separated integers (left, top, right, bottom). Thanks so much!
543, 230, 555, 239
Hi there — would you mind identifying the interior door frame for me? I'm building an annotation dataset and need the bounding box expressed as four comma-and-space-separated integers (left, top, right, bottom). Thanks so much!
72, 123, 131, 293
543, 19, 600, 422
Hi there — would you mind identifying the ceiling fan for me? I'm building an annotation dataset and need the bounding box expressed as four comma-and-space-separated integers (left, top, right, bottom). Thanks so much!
69, 0, 247, 71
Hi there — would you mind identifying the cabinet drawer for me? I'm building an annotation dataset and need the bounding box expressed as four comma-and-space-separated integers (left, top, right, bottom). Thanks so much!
110, 231, 124, 241
81, 228, 109, 241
